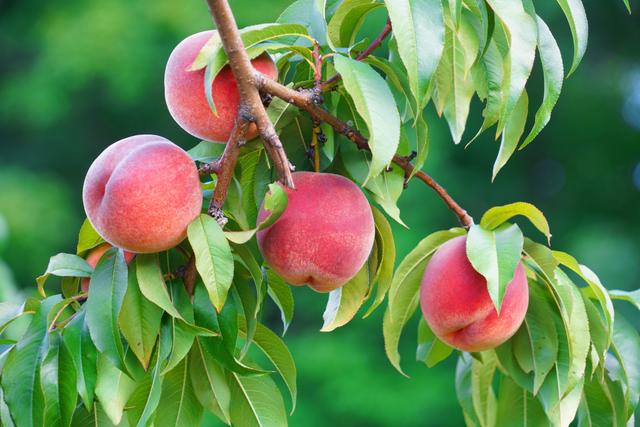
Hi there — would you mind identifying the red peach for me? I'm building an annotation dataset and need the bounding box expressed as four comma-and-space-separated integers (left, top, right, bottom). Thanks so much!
257, 172, 375, 293
164, 30, 278, 142
420, 235, 529, 352
81, 243, 135, 292
82, 135, 202, 253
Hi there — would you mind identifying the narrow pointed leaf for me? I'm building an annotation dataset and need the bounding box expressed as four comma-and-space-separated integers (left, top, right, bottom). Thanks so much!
156, 358, 203, 427
480, 202, 551, 243
555, 0, 588, 75
63, 311, 97, 410
321, 262, 370, 332
493, 90, 528, 179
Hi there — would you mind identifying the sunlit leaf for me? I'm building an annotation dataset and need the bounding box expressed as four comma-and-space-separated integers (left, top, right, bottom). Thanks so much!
266, 269, 294, 334
480, 202, 551, 244
321, 262, 370, 332
555, 0, 588, 75
94, 354, 136, 425
492, 90, 528, 179
36, 253, 92, 297
363, 207, 396, 318
327, 0, 382, 49
228, 370, 288, 427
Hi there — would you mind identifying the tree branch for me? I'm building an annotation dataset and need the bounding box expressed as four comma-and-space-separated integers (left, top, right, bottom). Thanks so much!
255, 75, 474, 227
321, 17, 393, 91
205, 0, 294, 207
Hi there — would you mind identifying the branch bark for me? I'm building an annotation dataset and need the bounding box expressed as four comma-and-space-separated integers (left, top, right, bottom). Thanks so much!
255, 75, 474, 227
204, 0, 294, 220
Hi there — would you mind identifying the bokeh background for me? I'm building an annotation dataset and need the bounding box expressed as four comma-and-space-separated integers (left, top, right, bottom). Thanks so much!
0, 1, 638, 426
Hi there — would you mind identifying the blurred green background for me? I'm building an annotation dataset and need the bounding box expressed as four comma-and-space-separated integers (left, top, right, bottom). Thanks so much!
0, 0, 638, 426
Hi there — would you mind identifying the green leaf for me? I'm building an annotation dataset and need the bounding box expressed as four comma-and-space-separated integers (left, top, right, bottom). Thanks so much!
455, 353, 482, 426
520, 16, 564, 149
327, 0, 382, 49
363, 207, 396, 317
36, 253, 92, 297
582, 296, 608, 374
266, 269, 294, 334
241, 320, 297, 414
70, 402, 123, 427
469, 38, 504, 140
155, 358, 203, 427
95, 354, 136, 425
136, 254, 184, 321
161, 285, 197, 375
86, 248, 128, 372
410, 113, 429, 177
492, 90, 528, 179
62, 311, 97, 411
609, 289, 640, 311
435, 18, 478, 143
189, 339, 231, 424
321, 262, 370, 332
496, 376, 548, 427
76, 219, 104, 254
119, 262, 162, 370
2, 296, 60, 427
277, 0, 326, 45
383, 228, 465, 375
471, 353, 497, 427
416, 319, 453, 368
609, 314, 640, 414
40, 333, 77, 427
466, 223, 524, 312
0, 387, 15, 427
553, 251, 615, 346
188, 140, 226, 163
188, 214, 235, 312
480, 202, 552, 243
227, 371, 288, 427
485, 0, 537, 131
333, 55, 400, 182
385, 0, 445, 109
580, 371, 626, 427
555, 0, 588, 76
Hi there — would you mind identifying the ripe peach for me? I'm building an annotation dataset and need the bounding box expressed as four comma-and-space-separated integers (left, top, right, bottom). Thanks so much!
82, 135, 202, 254
164, 30, 278, 142
81, 243, 135, 292
257, 172, 375, 293
420, 235, 529, 352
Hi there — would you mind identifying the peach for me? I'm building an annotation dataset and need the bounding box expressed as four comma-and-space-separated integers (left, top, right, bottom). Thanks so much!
164, 30, 278, 142
256, 172, 375, 292
82, 135, 202, 253
420, 235, 529, 352
81, 243, 135, 292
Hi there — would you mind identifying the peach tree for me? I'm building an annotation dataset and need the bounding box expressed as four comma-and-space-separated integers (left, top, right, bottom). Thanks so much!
0, 0, 638, 426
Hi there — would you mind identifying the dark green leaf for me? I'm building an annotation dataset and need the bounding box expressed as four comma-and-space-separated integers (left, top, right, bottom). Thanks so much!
86, 248, 128, 372
496, 376, 548, 427
63, 311, 97, 410
156, 358, 203, 427
40, 332, 77, 427
327, 0, 382, 49
363, 207, 396, 317
266, 269, 294, 334
188, 215, 235, 312
189, 339, 230, 424
609, 314, 640, 414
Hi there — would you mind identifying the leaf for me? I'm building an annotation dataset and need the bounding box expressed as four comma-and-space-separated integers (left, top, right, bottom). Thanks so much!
277, 0, 326, 45
119, 262, 162, 370
76, 219, 104, 254
469, 38, 504, 140
416, 319, 453, 368
485, 0, 537, 131
266, 269, 294, 334
580, 371, 626, 427
582, 296, 608, 374
471, 353, 497, 427
135, 254, 183, 319
520, 16, 564, 149
86, 248, 128, 372
188, 140, 226, 162
383, 228, 465, 375
161, 285, 197, 375
455, 353, 482, 426
321, 262, 370, 332
435, 18, 478, 143
327, 0, 382, 49
496, 376, 548, 427
609, 289, 640, 311
410, 113, 429, 177
385, 0, 445, 109
0, 387, 15, 427
333, 55, 400, 182
519, 282, 559, 393
36, 253, 92, 297
555, 0, 588, 76
2, 296, 60, 427
363, 207, 396, 318
609, 314, 640, 413
227, 371, 288, 427
241, 320, 297, 414
155, 358, 203, 427
94, 354, 136, 425
189, 339, 231, 424
62, 311, 97, 411
492, 89, 528, 179
70, 402, 123, 427
480, 202, 552, 243
466, 223, 524, 312
188, 214, 235, 312
40, 333, 77, 427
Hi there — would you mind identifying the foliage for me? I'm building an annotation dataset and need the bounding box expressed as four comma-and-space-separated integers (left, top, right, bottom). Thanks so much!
0, 0, 637, 426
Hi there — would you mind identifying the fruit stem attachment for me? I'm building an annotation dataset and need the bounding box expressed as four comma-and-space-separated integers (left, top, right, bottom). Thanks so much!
255, 75, 474, 228
204, 0, 294, 219
321, 17, 393, 92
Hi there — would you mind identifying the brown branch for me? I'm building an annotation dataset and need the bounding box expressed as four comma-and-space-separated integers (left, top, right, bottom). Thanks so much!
321, 17, 393, 91
204, 0, 294, 215
255, 75, 474, 227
